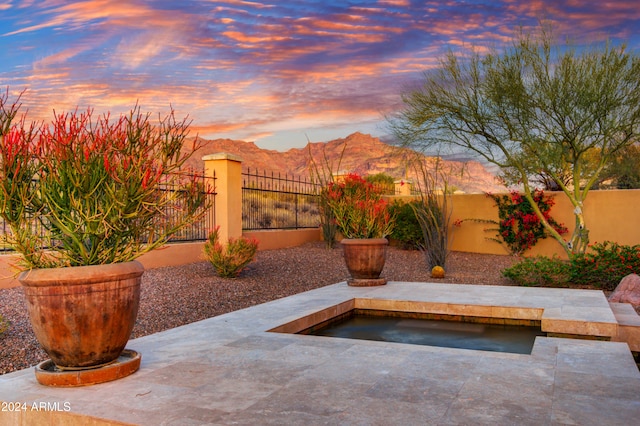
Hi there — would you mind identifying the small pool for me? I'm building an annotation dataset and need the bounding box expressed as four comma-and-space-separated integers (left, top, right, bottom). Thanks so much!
270, 299, 548, 355
302, 311, 545, 354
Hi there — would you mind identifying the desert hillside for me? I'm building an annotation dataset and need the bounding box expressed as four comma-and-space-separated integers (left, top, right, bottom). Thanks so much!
187, 132, 505, 194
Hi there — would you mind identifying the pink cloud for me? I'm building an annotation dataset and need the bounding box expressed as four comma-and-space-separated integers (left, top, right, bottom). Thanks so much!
2, 0, 639, 150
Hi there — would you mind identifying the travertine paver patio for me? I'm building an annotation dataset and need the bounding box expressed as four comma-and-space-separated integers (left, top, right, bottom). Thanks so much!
1, 281, 639, 425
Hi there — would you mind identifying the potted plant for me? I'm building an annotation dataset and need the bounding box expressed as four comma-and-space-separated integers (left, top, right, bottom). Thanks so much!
0, 90, 208, 384
325, 173, 394, 286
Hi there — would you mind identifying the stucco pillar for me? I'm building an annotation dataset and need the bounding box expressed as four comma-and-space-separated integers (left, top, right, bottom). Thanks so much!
202, 153, 243, 244
395, 179, 412, 196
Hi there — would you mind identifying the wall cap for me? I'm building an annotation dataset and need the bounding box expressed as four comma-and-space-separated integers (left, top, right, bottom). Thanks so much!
202, 152, 243, 162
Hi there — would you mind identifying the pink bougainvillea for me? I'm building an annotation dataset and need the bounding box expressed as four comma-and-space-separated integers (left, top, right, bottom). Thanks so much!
489, 189, 568, 255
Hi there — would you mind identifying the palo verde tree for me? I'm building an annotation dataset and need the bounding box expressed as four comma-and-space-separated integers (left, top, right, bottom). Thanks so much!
390, 25, 640, 255
598, 142, 640, 189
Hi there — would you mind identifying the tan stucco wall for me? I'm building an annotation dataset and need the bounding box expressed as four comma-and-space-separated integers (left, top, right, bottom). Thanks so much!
0, 253, 22, 290
445, 189, 640, 259
243, 228, 321, 250
136, 242, 207, 269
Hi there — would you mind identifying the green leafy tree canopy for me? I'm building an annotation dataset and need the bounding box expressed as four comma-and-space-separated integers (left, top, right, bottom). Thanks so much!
391, 24, 640, 255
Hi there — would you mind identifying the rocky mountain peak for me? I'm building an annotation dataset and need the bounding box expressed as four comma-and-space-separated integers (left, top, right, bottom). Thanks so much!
189, 132, 504, 193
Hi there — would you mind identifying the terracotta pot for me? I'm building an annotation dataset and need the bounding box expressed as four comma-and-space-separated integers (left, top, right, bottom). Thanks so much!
341, 238, 388, 286
18, 261, 143, 370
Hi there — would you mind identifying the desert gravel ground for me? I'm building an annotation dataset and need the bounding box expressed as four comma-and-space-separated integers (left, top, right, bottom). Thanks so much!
0, 242, 520, 375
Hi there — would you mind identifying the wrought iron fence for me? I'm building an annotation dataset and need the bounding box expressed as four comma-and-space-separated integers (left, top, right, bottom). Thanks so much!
159, 172, 216, 242
242, 168, 321, 230
0, 173, 216, 252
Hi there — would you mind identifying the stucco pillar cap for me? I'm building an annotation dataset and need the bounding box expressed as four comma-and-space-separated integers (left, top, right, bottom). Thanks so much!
202, 152, 243, 162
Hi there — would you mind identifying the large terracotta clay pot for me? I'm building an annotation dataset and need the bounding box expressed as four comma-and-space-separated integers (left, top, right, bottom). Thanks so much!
18, 261, 143, 370
341, 238, 388, 286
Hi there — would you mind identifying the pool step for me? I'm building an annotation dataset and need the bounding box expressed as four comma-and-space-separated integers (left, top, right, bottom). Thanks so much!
609, 302, 640, 352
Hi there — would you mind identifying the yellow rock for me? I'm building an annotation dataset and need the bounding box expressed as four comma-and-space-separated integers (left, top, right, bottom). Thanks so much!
431, 265, 445, 278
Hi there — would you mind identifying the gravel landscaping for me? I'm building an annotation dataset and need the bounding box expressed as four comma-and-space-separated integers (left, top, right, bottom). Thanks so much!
0, 242, 519, 375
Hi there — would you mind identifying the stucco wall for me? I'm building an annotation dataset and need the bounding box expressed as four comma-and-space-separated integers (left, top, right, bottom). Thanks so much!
445, 189, 640, 258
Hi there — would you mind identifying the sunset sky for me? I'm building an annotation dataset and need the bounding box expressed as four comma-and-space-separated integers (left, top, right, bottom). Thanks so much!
1, 1, 639, 151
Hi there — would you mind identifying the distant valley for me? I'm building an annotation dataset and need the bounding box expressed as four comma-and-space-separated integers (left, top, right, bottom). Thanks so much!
187, 132, 505, 194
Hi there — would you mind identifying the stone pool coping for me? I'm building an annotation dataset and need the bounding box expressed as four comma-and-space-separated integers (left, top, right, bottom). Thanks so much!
1, 281, 639, 425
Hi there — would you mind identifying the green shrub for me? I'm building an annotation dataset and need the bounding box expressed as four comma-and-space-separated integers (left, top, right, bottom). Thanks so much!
503, 242, 640, 290
502, 256, 571, 287
389, 201, 423, 249
569, 241, 640, 291
364, 173, 395, 195
204, 227, 259, 278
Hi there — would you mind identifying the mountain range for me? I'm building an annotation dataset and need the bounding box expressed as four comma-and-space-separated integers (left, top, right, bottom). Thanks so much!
188, 132, 505, 194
